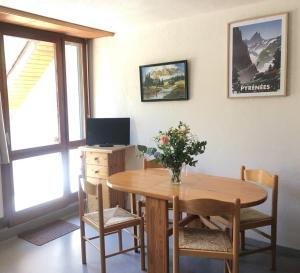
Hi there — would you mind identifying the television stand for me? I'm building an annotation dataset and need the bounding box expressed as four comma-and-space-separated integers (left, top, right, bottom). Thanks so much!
99, 143, 113, 147
79, 145, 134, 210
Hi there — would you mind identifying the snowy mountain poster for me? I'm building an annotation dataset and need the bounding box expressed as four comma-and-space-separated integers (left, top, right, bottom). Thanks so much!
228, 14, 287, 97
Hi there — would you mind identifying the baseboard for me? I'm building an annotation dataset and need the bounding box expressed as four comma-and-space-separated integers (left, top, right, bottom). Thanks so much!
246, 237, 300, 258
0, 202, 78, 241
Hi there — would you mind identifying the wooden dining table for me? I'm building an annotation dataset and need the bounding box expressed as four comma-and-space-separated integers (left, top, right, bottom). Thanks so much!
107, 169, 267, 273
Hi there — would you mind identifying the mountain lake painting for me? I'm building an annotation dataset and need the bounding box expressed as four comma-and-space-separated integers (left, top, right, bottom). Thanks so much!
228, 14, 287, 97
139, 60, 188, 101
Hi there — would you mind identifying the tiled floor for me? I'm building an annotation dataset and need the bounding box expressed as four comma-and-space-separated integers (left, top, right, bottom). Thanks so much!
0, 217, 299, 273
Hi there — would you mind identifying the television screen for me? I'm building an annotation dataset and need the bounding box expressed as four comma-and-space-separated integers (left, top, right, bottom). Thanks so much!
86, 118, 130, 146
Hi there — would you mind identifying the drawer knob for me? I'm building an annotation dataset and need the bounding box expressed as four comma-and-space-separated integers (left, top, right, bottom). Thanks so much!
94, 157, 99, 160
94, 170, 99, 174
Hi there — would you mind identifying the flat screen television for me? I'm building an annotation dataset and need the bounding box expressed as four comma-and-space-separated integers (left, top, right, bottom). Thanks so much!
86, 118, 130, 147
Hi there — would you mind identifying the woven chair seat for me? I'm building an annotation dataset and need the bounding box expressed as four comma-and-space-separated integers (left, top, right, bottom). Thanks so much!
222, 208, 270, 223
84, 207, 138, 227
240, 208, 270, 223
179, 227, 232, 252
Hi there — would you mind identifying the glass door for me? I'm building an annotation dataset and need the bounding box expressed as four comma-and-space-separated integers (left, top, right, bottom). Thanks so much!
4, 36, 64, 213
0, 26, 88, 225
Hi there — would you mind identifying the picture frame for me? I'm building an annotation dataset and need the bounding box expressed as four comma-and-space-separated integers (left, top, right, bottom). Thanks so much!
228, 13, 288, 98
139, 60, 188, 102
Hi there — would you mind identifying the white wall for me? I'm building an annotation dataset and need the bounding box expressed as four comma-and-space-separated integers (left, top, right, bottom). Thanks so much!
91, 0, 300, 251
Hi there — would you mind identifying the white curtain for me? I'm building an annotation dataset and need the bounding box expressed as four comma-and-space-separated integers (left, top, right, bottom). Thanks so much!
0, 96, 9, 164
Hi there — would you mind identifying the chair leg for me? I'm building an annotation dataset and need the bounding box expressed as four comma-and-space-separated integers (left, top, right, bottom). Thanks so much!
137, 201, 143, 217
131, 194, 139, 253
271, 223, 277, 270
232, 255, 238, 273
133, 226, 139, 253
224, 260, 229, 273
80, 220, 86, 264
173, 254, 179, 273
118, 230, 123, 251
173, 236, 179, 273
99, 234, 106, 273
139, 220, 146, 271
241, 230, 246, 251
138, 201, 147, 232
225, 260, 236, 273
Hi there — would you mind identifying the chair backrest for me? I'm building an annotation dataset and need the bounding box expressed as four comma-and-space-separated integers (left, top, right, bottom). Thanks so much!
78, 176, 105, 231
177, 198, 238, 217
143, 159, 164, 169
241, 165, 277, 188
173, 196, 240, 253
79, 175, 98, 196
240, 166, 278, 218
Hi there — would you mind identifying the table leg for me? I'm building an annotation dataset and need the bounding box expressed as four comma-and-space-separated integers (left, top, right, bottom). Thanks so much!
146, 197, 169, 273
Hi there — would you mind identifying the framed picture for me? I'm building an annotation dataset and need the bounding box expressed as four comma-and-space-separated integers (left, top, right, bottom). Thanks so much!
228, 13, 288, 98
139, 60, 188, 102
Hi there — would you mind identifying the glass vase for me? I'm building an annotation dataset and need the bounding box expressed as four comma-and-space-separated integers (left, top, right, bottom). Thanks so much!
169, 166, 182, 184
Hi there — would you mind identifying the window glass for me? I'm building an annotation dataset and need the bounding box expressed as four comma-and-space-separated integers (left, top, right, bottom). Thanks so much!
65, 42, 85, 141
13, 153, 64, 211
4, 36, 60, 150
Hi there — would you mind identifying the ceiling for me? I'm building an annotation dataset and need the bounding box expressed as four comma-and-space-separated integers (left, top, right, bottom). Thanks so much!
0, 0, 269, 32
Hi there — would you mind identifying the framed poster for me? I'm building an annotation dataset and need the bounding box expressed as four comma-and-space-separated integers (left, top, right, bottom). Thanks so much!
139, 60, 188, 102
228, 13, 288, 97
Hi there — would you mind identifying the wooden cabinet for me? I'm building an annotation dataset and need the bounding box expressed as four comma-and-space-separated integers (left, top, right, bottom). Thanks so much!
79, 146, 132, 210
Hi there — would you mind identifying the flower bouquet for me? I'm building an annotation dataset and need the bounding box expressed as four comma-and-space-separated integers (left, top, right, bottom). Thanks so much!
137, 121, 207, 184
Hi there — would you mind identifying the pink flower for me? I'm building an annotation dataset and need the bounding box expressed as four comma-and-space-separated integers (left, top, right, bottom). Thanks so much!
160, 135, 169, 145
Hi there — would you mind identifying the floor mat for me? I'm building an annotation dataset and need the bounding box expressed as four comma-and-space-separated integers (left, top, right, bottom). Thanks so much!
18, 220, 79, 246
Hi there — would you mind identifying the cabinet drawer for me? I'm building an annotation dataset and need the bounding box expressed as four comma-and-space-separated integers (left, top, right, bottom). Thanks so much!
85, 152, 108, 166
86, 165, 108, 179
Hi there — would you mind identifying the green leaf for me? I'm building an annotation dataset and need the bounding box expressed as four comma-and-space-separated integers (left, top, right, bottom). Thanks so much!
137, 145, 147, 153
146, 147, 157, 156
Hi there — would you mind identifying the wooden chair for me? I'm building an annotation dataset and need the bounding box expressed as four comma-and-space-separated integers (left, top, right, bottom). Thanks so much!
173, 197, 241, 273
216, 166, 278, 270
143, 158, 164, 169
239, 166, 278, 270
78, 176, 145, 273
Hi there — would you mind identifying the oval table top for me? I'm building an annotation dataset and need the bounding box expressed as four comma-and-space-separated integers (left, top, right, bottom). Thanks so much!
108, 169, 268, 208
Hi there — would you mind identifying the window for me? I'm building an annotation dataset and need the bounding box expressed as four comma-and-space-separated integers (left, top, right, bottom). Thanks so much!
0, 25, 89, 225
